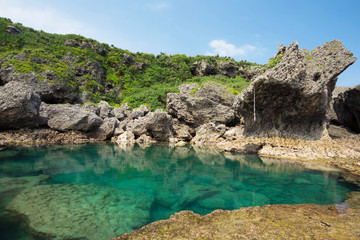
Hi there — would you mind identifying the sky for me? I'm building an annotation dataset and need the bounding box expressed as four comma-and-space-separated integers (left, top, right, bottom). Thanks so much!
0, 0, 359, 87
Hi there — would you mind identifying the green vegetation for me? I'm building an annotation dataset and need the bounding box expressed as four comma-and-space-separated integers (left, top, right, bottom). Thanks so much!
0, 17, 260, 110
267, 54, 283, 68
305, 55, 312, 60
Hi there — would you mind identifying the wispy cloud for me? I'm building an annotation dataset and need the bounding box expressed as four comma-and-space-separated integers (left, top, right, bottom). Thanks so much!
148, 2, 170, 11
207, 40, 256, 57
0, 0, 94, 35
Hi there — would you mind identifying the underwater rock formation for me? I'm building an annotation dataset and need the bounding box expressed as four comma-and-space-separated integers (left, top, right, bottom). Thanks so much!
6, 184, 154, 240
234, 40, 356, 140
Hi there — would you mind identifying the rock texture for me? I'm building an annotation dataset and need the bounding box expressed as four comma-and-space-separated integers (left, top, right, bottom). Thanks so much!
6, 184, 154, 240
0, 81, 41, 130
112, 204, 360, 240
191, 123, 226, 145
167, 81, 236, 127
332, 84, 360, 133
127, 110, 174, 141
45, 104, 103, 132
234, 40, 356, 140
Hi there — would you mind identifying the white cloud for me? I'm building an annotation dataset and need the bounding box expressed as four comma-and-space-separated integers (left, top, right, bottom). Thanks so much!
0, 0, 94, 35
148, 2, 170, 11
207, 40, 256, 57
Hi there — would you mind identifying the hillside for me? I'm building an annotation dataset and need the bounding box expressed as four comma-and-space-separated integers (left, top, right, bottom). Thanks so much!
0, 17, 262, 110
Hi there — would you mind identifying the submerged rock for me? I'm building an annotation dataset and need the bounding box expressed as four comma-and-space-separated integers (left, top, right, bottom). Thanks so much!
0, 81, 41, 130
6, 184, 154, 240
167, 81, 236, 127
234, 40, 356, 140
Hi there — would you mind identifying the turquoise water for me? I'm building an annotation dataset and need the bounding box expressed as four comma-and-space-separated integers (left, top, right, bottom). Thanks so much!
0, 143, 358, 239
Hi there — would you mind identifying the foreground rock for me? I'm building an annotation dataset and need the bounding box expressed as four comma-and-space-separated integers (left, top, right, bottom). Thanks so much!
112, 204, 360, 240
6, 184, 154, 240
167, 82, 236, 127
234, 40, 356, 140
332, 84, 360, 133
0, 81, 41, 130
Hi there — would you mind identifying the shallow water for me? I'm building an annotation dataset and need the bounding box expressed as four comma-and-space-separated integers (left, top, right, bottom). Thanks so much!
0, 143, 358, 239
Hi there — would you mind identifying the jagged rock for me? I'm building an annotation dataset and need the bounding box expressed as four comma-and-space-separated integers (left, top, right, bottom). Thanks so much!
90, 117, 118, 140
6, 25, 21, 35
117, 131, 135, 143
234, 40, 356, 140
172, 119, 194, 141
111, 103, 132, 121
127, 110, 174, 141
129, 105, 150, 120
28, 78, 78, 104
191, 123, 226, 145
45, 104, 103, 132
167, 82, 237, 127
82, 102, 100, 116
0, 81, 41, 130
239, 65, 262, 81
0, 65, 77, 103
332, 84, 360, 133
98, 100, 114, 119
218, 61, 238, 78
64, 39, 80, 47
123, 53, 135, 65
136, 134, 155, 144
79, 41, 93, 49
190, 60, 217, 76
328, 86, 349, 124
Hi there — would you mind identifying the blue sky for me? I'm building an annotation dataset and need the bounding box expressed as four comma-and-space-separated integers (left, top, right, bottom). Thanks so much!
0, 0, 359, 86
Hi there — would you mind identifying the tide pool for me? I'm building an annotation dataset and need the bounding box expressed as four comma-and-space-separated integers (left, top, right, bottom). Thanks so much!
0, 143, 358, 239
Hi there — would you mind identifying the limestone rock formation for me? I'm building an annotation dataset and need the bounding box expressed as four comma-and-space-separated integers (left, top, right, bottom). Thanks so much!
190, 60, 217, 76
191, 123, 226, 145
167, 81, 237, 127
332, 84, 360, 133
98, 100, 114, 119
45, 104, 103, 132
234, 40, 356, 139
89, 117, 118, 140
111, 103, 131, 121
0, 81, 41, 130
127, 109, 174, 141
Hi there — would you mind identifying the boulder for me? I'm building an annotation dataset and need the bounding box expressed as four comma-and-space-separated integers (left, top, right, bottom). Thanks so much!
127, 110, 174, 141
129, 105, 150, 120
98, 101, 114, 119
167, 82, 237, 127
111, 103, 132, 121
0, 81, 41, 130
45, 104, 103, 132
191, 123, 226, 145
332, 84, 360, 133
234, 40, 356, 140
82, 102, 100, 116
90, 117, 118, 140
218, 61, 238, 78
117, 131, 135, 143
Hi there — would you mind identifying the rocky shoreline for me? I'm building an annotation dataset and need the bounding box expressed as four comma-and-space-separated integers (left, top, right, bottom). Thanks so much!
1, 39, 360, 239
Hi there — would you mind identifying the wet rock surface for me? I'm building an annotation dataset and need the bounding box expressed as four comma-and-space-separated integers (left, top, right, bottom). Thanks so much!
112, 204, 360, 240
6, 184, 154, 240
234, 40, 356, 140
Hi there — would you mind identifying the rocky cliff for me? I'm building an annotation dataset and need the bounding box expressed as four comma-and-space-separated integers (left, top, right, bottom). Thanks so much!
234, 40, 356, 140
